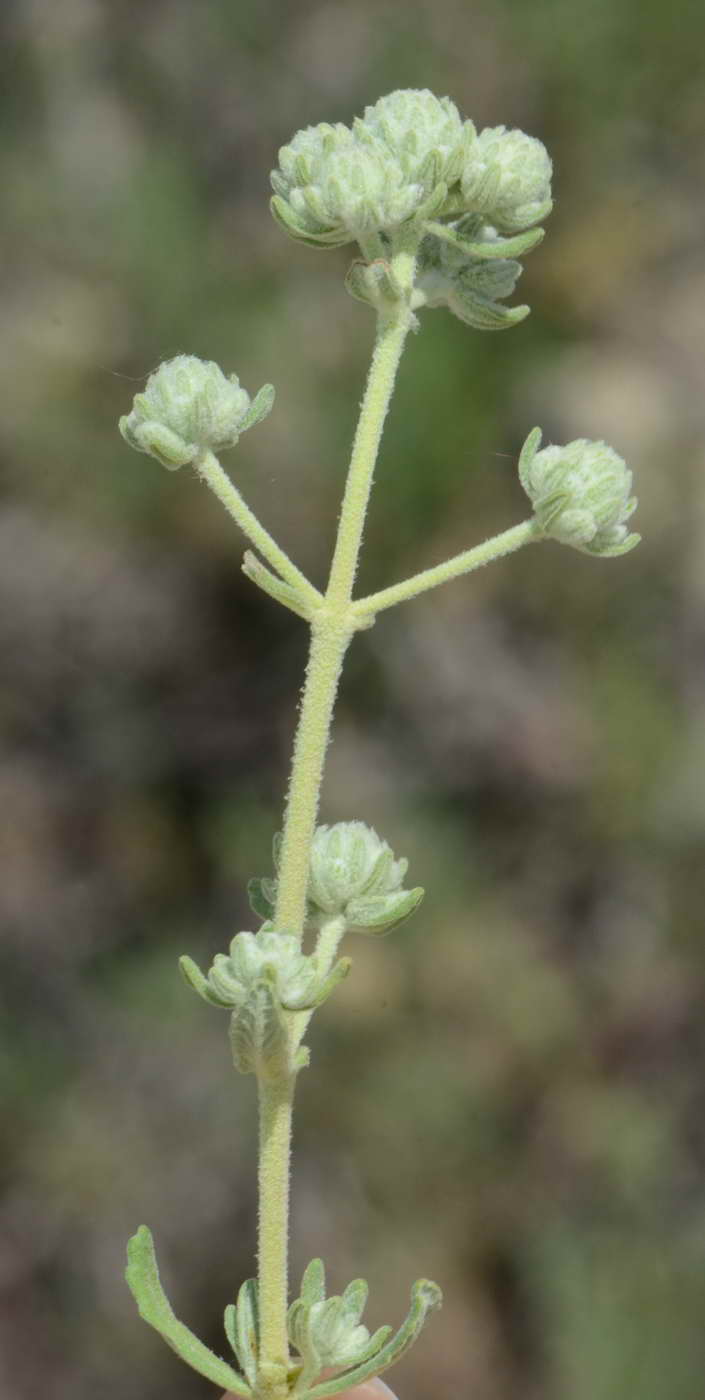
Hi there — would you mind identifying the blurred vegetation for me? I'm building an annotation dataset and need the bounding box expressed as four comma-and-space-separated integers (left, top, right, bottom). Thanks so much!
1, 1, 705, 1397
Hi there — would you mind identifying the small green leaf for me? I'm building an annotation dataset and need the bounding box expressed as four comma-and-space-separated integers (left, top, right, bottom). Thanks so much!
450, 291, 530, 332
339, 1278, 368, 1320
280, 956, 351, 1011
424, 220, 544, 260
178, 955, 233, 1008
229, 976, 289, 1077
288, 1296, 323, 1395
300, 1259, 326, 1307
517, 426, 543, 491
240, 384, 275, 433
125, 1226, 251, 1395
247, 876, 276, 922
347, 887, 424, 935
232, 1278, 260, 1387
242, 552, 313, 622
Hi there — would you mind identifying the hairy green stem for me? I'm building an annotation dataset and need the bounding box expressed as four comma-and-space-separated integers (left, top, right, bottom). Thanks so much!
327, 256, 416, 609
258, 254, 417, 1379
257, 1075, 295, 1383
352, 518, 540, 618
196, 449, 321, 607
273, 619, 353, 939
292, 915, 348, 1053
273, 264, 417, 941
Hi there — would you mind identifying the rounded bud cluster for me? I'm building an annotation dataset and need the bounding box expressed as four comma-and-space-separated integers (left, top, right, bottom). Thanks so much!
519, 429, 640, 556
356, 88, 470, 190
460, 126, 552, 232
271, 120, 427, 249
119, 355, 274, 469
308, 822, 423, 935
196, 930, 318, 1012
271, 90, 553, 276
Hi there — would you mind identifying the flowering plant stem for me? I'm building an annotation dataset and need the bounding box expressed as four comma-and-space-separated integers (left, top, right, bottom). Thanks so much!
119, 89, 641, 1400
257, 249, 417, 1383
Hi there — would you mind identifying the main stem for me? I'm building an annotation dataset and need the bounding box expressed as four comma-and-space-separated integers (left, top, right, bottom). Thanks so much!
257, 254, 416, 1380
257, 1075, 295, 1389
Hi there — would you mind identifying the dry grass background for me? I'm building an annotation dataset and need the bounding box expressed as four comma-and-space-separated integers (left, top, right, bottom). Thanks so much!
2, 1, 705, 1397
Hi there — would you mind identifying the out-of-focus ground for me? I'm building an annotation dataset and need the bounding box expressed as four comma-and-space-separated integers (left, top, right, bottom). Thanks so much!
2, 1, 705, 1397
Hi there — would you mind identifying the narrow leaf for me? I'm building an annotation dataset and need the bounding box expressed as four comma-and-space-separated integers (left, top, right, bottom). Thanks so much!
234, 1278, 260, 1387
339, 1278, 368, 1322
451, 294, 530, 332
178, 955, 232, 1008
125, 1226, 250, 1395
242, 551, 313, 621
240, 384, 275, 433
425, 220, 544, 260
300, 1258, 326, 1307
517, 426, 543, 490
247, 875, 276, 922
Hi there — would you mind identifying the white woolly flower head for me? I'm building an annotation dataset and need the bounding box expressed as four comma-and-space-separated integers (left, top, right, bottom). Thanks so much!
119, 355, 273, 469
519, 429, 640, 557
308, 821, 423, 935
271, 117, 426, 248
356, 88, 470, 189
460, 126, 553, 231
206, 930, 319, 1011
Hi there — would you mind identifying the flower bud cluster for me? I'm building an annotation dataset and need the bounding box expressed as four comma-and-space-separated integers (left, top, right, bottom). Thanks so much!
287, 1258, 442, 1396
271, 88, 552, 262
192, 929, 319, 1011
250, 822, 424, 936
308, 822, 423, 934
180, 928, 350, 1076
119, 355, 274, 469
519, 428, 640, 557
271, 120, 431, 248
180, 931, 304, 1080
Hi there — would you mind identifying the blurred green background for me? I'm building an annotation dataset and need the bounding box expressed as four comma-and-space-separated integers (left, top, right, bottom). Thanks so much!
2, 1, 705, 1397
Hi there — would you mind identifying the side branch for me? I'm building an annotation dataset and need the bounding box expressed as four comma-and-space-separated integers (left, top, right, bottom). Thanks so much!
352, 517, 540, 619
195, 450, 322, 608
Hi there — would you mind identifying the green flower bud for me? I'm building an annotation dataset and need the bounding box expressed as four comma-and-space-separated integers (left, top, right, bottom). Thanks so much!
355, 88, 471, 191
212, 930, 319, 1010
270, 116, 427, 249
519, 428, 641, 557
309, 822, 423, 935
119, 355, 274, 469
181, 929, 317, 1011
460, 126, 552, 232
